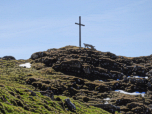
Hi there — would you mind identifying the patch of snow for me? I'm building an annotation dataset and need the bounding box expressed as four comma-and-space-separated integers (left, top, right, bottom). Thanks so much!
104, 101, 109, 104
103, 98, 110, 100
19, 62, 31, 68
115, 90, 145, 97
103, 98, 111, 104
145, 77, 148, 79
128, 76, 148, 79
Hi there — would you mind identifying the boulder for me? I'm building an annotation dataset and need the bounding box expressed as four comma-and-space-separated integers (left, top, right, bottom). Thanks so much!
2, 56, 16, 60
65, 98, 76, 111
30, 53, 39, 60
31, 91, 37, 96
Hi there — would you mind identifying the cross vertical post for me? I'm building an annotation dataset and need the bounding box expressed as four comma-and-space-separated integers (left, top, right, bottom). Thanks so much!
75, 16, 85, 48
79, 16, 81, 48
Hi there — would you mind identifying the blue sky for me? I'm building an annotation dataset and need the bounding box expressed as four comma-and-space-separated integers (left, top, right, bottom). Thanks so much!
0, 0, 152, 60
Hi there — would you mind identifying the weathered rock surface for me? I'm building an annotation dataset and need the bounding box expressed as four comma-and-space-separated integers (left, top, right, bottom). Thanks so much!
2, 56, 16, 60
27, 45, 152, 114
65, 98, 76, 111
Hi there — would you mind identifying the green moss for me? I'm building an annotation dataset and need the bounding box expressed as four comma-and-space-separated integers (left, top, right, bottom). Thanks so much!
0, 59, 112, 114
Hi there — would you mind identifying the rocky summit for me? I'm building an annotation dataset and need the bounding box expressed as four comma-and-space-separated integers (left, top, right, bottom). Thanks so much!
1, 45, 152, 114
28, 45, 152, 114
1, 56, 16, 60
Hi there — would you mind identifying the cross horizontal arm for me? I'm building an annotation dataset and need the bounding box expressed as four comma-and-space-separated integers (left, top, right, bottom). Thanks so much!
75, 23, 79, 25
75, 23, 85, 26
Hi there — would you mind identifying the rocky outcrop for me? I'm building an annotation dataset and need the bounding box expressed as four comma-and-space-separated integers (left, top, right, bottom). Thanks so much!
2, 56, 16, 60
28, 45, 152, 114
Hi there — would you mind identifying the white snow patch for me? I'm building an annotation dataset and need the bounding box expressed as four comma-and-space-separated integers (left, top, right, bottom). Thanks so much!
104, 101, 109, 104
103, 98, 110, 100
115, 90, 145, 97
128, 76, 148, 79
19, 62, 31, 68
103, 98, 111, 104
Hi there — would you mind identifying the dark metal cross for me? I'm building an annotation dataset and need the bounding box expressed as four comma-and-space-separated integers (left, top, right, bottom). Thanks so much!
75, 16, 85, 48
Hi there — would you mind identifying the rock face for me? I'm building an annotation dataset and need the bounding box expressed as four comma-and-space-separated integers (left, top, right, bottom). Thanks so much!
28, 45, 152, 114
2, 56, 16, 60
29, 46, 152, 81
30, 52, 47, 60
65, 98, 76, 111
31, 53, 40, 60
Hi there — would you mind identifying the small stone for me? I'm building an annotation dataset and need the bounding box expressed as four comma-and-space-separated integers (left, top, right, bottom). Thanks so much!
31, 91, 37, 96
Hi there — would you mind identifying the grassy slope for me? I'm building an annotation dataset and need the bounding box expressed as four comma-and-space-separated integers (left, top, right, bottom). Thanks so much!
0, 59, 115, 114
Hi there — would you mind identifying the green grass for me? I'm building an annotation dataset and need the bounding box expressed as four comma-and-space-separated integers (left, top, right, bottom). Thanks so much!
0, 59, 113, 114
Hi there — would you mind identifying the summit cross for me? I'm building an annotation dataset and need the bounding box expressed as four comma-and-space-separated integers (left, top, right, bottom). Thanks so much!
75, 16, 85, 48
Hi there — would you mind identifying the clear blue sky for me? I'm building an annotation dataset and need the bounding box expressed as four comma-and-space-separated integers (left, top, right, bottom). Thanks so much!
0, 0, 152, 60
